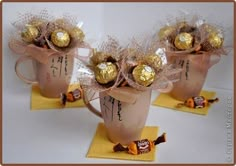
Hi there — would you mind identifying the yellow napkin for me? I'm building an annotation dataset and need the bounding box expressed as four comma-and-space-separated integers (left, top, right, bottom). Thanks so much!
31, 84, 84, 110
87, 123, 159, 161
152, 90, 216, 115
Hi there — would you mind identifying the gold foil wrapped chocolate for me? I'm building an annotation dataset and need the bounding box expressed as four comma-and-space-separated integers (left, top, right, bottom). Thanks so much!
207, 32, 224, 49
91, 50, 113, 65
21, 25, 39, 43
29, 20, 44, 28
70, 27, 85, 42
132, 64, 155, 87
174, 32, 193, 50
95, 62, 118, 84
54, 18, 66, 25
202, 24, 217, 33
158, 26, 175, 40
176, 21, 192, 32
142, 54, 162, 69
51, 29, 70, 47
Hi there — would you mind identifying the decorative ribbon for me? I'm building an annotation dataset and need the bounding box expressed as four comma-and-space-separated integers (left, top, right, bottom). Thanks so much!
9, 38, 92, 64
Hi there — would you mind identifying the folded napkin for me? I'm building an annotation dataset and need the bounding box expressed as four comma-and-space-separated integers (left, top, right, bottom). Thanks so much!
87, 123, 159, 161
152, 90, 216, 115
31, 84, 84, 110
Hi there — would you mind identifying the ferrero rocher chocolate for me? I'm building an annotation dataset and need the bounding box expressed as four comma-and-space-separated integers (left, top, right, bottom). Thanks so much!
158, 26, 175, 40
54, 18, 66, 25
132, 64, 155, 87
70, 27, 85, 42
174, 32, 193, 50
91, 51, 113, 65
143, 54, 162, 69
176, 21, 188, 29
21, 25, 39, 43
202, 24, 217, 33
29, 20, 44, 28
176, 21, 190, 32
95, 62, 118, 84
207, 32, 224, 49
51, 29, 70, 48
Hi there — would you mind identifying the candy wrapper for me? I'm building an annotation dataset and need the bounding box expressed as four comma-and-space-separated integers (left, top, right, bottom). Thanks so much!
113, 132, 166, 155
9, 9, 91, 64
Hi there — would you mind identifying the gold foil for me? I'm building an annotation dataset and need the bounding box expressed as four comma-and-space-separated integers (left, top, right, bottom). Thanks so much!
54, 18, 66, 25
70, 27, 85, 42
29, 20, 44, 28
21, 25, 39, 43
142, 54, 162, 69
202, 24, 217, 33
91, 50, 113, 65
95, 62, 118, 84
158, 26, 175, 40
176, 21, 188, 30
51, 29, 70, 47
174, 32, 193, 50
132, 64, 156, 87
207, 32, 224, 49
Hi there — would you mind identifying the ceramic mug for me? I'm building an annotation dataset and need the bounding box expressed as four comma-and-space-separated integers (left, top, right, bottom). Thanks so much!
168, 52, 211, 101
15, 53, 74, 98
84, 88, 152, 145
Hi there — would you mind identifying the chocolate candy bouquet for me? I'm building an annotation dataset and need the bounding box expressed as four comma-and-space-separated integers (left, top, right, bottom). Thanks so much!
9, 10, 91, 98
157, 14, 229, 101
77, 36, 180, 145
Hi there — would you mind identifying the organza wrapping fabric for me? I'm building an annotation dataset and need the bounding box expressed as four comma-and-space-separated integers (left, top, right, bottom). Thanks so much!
157, 14, 229, 101
8, 10, 92, 64
78, 36, 182, 104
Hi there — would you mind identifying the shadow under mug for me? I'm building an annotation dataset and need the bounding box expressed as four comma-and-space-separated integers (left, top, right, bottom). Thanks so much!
168, 53, 211, 101
84, 89, 152, 145
15, 53, 74, 98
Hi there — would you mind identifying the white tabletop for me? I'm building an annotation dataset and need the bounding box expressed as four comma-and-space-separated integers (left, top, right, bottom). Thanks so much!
3, 84, 233, 164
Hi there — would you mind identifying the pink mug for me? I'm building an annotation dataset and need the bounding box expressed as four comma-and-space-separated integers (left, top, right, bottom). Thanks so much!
15, 53, 74, 98
84, 87, 152, 145
168, 53, 211, 101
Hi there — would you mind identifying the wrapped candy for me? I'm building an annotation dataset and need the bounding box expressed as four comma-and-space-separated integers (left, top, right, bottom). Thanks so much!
70, 27, 85, 42
90, 50, 115, 66
156, 14, 228, 101
76, 36, 124, 103
142, 54, 162, 69
9, 10, 90, 63
113, 133, 166, 155
120, 37, 180, 92
50, 29, 71, 48
94, 62, 118, 84
132, 64, 156, 87
60, 87, 83, 106
157, 14, 227, 54
158, 25, 175, 40
21, 24, 40, 43
174, 32, 193, 50
177, 96, 219, 108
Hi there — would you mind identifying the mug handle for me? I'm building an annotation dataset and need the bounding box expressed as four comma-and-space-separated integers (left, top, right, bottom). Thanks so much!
82, 91, 102, 118
76, 42, 93, 61
15, 55, 38, 84
156, 79, 174, 93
